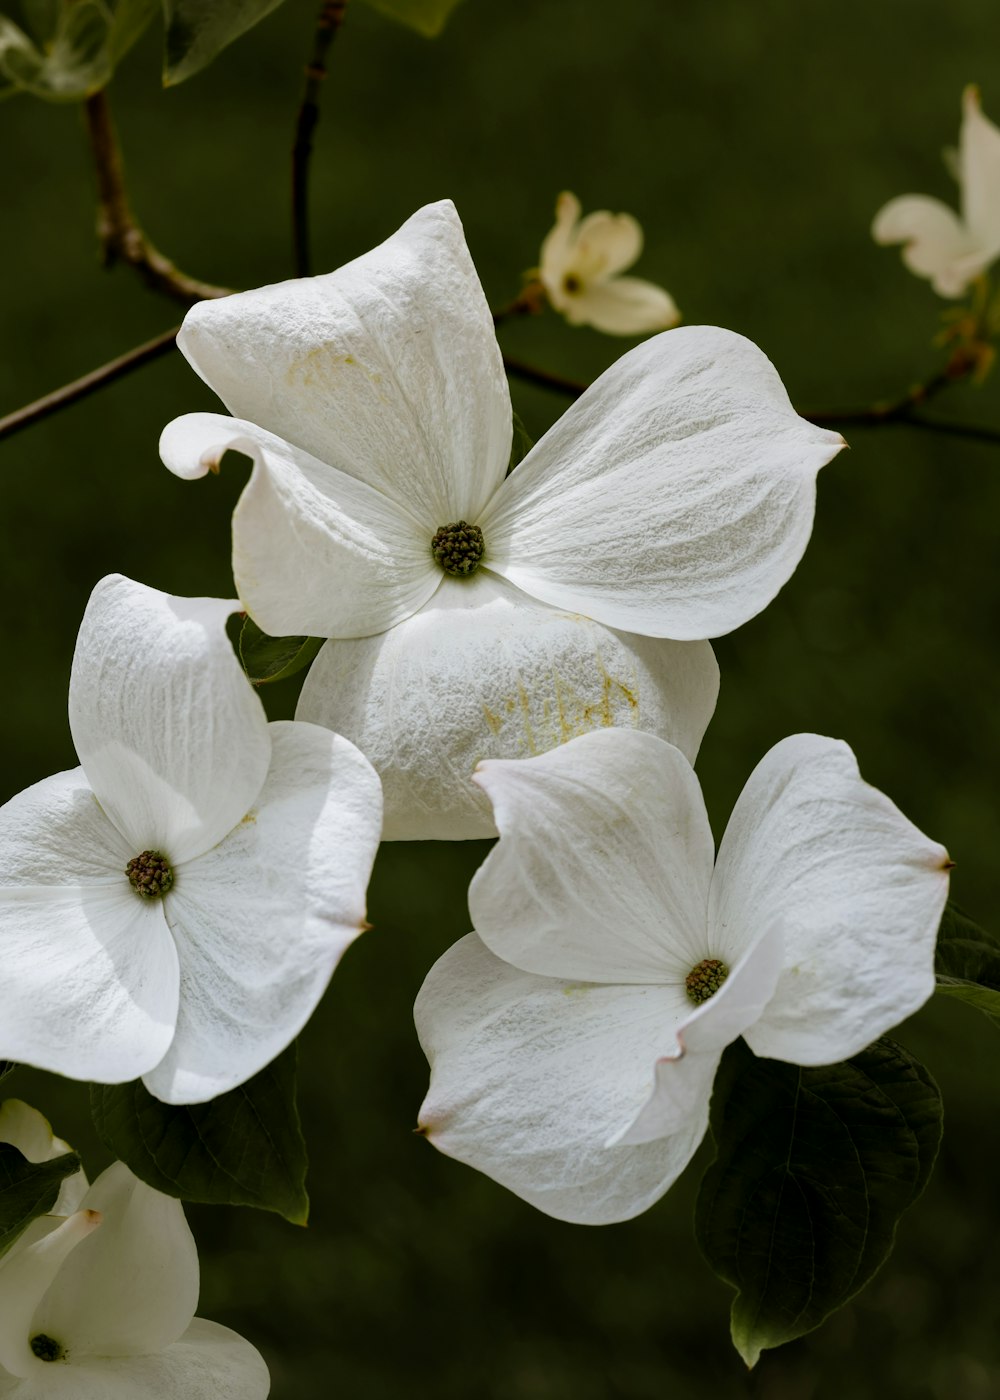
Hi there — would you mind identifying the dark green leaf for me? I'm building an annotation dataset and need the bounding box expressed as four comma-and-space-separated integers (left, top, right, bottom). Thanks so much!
696, 1037, 942, 1368
163, 0, 285, 84
0, 1063, 14, 1083
90, 1044, 308, 1223
0, 1143, 82, 1257
507, 410, 533, 474
363, 0, 466, 37
239, 615, 323, 686
934, 901, 1000, 1022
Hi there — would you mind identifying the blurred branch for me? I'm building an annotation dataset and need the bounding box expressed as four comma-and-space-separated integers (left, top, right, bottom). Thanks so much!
502, 355, 587, 398
493, 279, 547, 326
0, 326, 179, 445
292, 0, 349, 278
84, 91, 231, 306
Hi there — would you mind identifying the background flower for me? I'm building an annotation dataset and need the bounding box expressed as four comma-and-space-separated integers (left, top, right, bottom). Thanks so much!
538, 191, 680, 334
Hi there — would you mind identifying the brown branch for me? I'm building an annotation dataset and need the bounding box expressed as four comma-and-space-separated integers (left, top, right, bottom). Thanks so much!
84, 91, 231, 306
502, 355, 587, 399
493, 279, 548, 326
292, 0, 349, 279
0, 326, 179, 445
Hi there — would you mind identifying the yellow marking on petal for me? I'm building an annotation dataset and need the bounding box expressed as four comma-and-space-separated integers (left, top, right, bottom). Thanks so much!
482, 704, 502, 735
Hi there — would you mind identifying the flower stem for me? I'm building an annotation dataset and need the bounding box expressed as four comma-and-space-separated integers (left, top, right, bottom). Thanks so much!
83, 90, 231, 306
291, 0, 350, 279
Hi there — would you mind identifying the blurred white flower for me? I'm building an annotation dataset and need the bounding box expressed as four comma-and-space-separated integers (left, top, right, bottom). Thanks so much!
161, 200, 843, 839
0, 574, 381, 1104
538, 191, 680, 334
416, 729, 951, 1225
0, 1148, 269, 1398
873, 85, 1000, 297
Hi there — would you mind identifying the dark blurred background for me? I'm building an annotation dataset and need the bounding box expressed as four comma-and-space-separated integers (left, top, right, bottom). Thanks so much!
3, 0, 1000, 1395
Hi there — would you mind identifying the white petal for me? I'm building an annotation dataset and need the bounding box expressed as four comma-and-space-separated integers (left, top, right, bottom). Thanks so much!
570, 209, 644, 280
0, 1210, 101, 1379
538, 191, 582, 288
416, 935, 707, 1224
143, 721, 381, 1104
296, 572, 719, 840
960, 84, 1000, 250
32, 1165, 197, 1359
0, 886, 178, 1086
0, 767, 133, 889
159, 413, 441, 639
480, 326, 845, 640
69, 575, 271, 865
0, 1320, 269, 1400
872, 193, 982, 297
176, 200, 511, 523
711, 735, 952, 1065
470, 728, 714, 982
614, 922, 785, 1146
567, 275, 679, 335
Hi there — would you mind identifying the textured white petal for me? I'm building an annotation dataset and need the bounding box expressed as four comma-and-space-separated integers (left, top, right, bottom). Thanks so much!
470, 729, 714, 982
69, 575, 271, 865
960, 84, 1000, 249
538, 191, 581, 289
143, 721, 380, 1104
159, 412, 440, 639
567, 275, 679, 335
872, 193, 982, 296
481, 326, 844, 639
614, 922, 785, 1146
32, 1165, 197, 1359
0, 886, 178, 1085
296, 572, 718, 840
711, 735, 952, 1065
0, 1210, 101, 1379
0, 767, 132, 890
416, 935, 706, 1224
0, 1320, 268, 1399
176, 201, 511, 523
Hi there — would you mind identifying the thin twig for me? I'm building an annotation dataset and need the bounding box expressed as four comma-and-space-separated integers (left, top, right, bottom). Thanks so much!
292, 0, 349, 278
492, 279, 547, 326
502, 355, 587, 399
0, 326, 179, 445
84, 91, 231, 306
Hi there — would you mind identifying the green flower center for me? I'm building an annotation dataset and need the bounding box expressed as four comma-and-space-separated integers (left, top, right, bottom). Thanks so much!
685, 958, 730, 1006
30, 1334, 64, 1363
126, 850, 174, 899
431, 521, 485, 577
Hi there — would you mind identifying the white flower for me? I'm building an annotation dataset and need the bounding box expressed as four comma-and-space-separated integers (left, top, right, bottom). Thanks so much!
0, 574, 382, 1104
872, 85, 1000, 297
415, 729, 951, 1225
160, 200, 844, 840
0, 1138, 269, 1398
538, 191, 680, 334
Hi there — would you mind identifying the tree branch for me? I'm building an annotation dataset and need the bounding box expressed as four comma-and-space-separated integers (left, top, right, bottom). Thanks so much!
0, 326, 180, 445
83, 91, 231, 306
292, 0, 349, 279
502, 355, 587, 398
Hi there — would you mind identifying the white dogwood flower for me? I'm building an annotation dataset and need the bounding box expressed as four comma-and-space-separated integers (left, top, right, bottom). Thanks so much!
873, 85, 1000, 296
538, 191, 680, 334
160, 200, 843, 839
0, 1155, 269, 1398
415, 729, 951, 1225
0, 574, 381, 1104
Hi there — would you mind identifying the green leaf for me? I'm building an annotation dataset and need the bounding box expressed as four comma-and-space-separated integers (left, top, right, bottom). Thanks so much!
363, 0, 465, 38
90, 1044, 309, 1223
0, 1142, 82, 1257
0, 1063, 14, 1083
238, 615, 323, 686
163, 0, 285, 84
507, 410, 533, 474
695, 1037, 942, 1368
934, 901, 1000, 1022
0, 0, 153, 100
